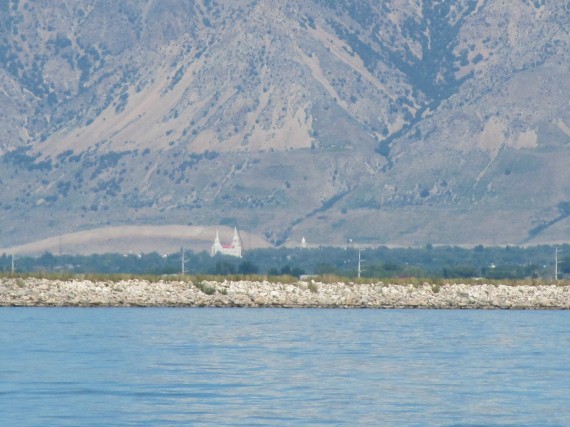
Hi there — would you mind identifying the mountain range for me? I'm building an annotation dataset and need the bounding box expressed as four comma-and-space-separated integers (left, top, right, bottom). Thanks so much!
1, 0, 569, 253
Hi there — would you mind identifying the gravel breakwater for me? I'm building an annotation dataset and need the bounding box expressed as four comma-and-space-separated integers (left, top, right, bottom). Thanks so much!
1, 278, 570, 309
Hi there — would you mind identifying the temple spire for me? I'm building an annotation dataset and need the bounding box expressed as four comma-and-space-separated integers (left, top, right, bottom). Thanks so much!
232, 227, 240, 246
210, 227, 242, 258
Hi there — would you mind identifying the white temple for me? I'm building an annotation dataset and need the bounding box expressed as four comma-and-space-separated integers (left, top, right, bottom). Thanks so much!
210, 227, 242, 258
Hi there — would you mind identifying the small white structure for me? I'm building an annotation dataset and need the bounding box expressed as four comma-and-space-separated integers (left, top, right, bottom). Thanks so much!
210, 227, 242, 258
301, 236, 307, 248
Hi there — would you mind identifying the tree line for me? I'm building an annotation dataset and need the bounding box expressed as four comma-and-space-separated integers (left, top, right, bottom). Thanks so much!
1, 244, 569, 280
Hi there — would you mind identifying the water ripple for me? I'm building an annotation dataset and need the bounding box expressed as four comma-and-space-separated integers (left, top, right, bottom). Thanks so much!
0, 308, 569, 426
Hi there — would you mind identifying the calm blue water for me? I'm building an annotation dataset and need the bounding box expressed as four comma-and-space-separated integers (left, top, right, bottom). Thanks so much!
1, 308, 569, 426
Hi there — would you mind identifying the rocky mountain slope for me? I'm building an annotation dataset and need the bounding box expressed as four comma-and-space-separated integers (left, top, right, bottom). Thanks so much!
0, 0, 569, 250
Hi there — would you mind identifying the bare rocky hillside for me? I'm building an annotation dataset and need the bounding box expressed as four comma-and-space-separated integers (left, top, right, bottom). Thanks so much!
0, 0, 569, 250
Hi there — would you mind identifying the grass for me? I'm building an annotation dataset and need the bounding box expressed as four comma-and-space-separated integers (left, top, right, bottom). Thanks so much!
0, 272, 568, 287
0, 272, 183, 283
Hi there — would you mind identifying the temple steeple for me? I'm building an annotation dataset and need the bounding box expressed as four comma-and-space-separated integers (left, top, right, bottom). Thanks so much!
210, 227, 242, 258
232, 227, 240, 246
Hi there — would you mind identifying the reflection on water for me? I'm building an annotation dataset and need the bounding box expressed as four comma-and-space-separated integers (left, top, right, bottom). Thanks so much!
1, 308, 569, 426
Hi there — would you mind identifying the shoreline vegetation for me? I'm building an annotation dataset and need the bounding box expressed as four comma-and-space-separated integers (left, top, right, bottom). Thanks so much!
2, 244, 569, 281
1, 274, 569, 309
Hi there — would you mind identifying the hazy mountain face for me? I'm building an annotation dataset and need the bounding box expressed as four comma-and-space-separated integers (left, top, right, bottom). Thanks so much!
0, 0, 569, 247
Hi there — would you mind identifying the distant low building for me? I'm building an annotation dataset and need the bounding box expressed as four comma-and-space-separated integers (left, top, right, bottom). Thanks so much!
210, 227, 242, 258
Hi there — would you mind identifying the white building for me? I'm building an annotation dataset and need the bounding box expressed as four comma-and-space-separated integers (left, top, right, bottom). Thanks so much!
210, 227, 242, 258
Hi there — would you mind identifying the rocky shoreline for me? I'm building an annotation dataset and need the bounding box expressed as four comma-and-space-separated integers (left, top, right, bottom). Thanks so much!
1, 278, 569, 309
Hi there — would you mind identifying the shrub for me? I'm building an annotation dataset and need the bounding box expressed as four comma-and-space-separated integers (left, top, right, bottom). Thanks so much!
195, 281, 216, 295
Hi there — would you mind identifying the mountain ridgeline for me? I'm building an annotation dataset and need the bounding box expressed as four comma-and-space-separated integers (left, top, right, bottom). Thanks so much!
0, 0, 569, 249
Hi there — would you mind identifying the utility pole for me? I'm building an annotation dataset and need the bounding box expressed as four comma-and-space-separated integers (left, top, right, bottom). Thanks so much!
181, 246, 191, 275
181, 247, 186, 275
357, 248, 364, 279
11, 249, 15, 274
555, 247, 561, 281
